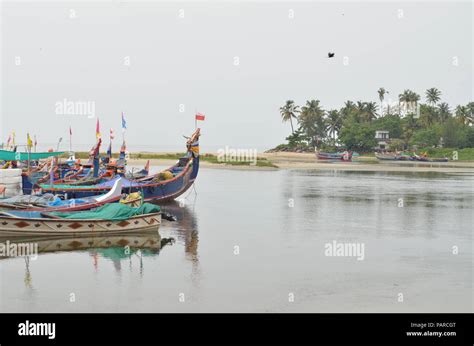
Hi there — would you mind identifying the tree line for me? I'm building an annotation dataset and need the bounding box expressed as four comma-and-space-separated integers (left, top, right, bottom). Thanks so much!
278, 88, 474, 152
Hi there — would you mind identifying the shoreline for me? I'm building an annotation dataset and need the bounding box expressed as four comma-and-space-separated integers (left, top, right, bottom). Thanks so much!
127, 152, 474, 173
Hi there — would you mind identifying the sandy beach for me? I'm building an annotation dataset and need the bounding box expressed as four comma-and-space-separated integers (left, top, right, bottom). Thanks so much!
128, 152, 474, 173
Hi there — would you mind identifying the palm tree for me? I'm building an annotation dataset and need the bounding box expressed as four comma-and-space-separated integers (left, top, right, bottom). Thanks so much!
299, 100, 326, 147
398, 89, 420, 115
455, 105, 473, 125
399, 90, 410, 115
364, 102, 378, 122
426, 88, 441, 106
325, 110, 342, 141
280, 100, 300, 134
339, 100, 356, 123
377, 88, 388, 116
353, 101, 367, 122
437, 102, 451, 123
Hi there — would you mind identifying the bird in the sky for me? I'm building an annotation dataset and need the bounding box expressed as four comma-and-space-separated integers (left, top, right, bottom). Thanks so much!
328, 52, 335, 58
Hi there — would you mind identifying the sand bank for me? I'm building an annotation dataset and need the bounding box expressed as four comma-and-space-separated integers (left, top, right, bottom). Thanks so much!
127, 152, 474, 173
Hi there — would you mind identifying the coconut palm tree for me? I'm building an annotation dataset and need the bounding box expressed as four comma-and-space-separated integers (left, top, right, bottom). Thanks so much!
299, 100, 326, 147
340, 101, 355, 118
398, 89, 420, 115
377, 88, 388, 116
426, 88, 441, 106
455, 105, 473, 125
364, 102, 378, 122
280, 100, 300, 134
325, 109, 342, 141
438, 102, 451, 123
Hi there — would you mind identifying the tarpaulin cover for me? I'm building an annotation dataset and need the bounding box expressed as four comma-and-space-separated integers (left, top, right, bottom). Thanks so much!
0, 150, 64, 161
49, 202, 160, 221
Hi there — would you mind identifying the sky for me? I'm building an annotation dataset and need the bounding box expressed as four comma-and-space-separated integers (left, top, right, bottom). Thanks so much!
1, 0, 472, 153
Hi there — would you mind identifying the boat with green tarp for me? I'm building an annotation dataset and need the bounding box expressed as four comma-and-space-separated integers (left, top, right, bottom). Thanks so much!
0, 203, 161, 237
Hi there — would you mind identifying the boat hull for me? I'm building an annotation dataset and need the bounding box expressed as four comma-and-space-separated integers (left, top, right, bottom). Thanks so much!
316, 152, 352, 162
39, 156, 200, 202
0, 213, 161, 237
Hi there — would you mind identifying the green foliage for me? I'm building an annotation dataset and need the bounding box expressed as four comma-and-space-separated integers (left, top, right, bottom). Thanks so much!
410, 126, 441, 147
275, 91, 473, 155
298, 100, 326, 147
338, 119, 377, 151
388, 138, 405, 151
371, 115, 402, 138
285, 128, 310, 150
442, 118, 473, 148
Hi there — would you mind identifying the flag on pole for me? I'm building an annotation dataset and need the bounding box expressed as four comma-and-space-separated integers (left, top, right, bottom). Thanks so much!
121, 113, 127, 131
34, 135, 37, 152
27, 133, 33, 150
110, 128, 115, 140
69, 126, 72, 136
96, 119, 101, 139
12, 131, 16, 145
195, 112, 206, 121
6, 134, 11, 149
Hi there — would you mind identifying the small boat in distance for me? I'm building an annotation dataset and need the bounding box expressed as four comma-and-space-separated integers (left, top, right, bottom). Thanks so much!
375, 152, 448, 162
316, 150, 352, 162
375, 152, 410, 161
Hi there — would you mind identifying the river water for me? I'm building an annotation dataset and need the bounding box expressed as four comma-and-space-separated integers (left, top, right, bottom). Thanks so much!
0, 167, 472, 312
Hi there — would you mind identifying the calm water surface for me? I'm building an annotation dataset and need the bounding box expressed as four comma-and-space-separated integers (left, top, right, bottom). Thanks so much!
0, 167, 472, 312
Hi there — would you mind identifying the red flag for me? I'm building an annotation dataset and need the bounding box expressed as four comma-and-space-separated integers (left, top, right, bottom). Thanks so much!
195, 112, 205, 121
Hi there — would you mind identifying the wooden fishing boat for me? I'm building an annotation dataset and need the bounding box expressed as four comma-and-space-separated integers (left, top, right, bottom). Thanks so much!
316, 151, 352, 162
38, 129, 201, 202
0, 203, 161, 237
375, 153, 410, 161
409, 154, 449, 162
0, 177, 125, 212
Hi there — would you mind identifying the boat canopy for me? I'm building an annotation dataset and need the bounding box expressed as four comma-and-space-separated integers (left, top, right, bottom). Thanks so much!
0, 149, 65, 161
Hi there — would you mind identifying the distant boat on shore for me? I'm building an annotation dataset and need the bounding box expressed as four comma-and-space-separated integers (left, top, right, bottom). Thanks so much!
316, 151, 352, 162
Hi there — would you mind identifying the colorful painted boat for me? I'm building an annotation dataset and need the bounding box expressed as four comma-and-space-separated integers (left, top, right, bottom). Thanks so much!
0, 178, 125, 212
0, 203, 161, 237
317, 151, 352, 162
38, 129, 201, 202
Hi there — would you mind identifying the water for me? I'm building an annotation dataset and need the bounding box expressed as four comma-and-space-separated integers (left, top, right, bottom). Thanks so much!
0, 167, 472, 312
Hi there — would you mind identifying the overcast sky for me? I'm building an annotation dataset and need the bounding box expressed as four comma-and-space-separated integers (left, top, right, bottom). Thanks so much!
1, 1, 472, 152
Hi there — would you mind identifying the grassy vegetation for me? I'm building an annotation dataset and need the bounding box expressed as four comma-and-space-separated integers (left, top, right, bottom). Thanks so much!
69, 152, 278, 168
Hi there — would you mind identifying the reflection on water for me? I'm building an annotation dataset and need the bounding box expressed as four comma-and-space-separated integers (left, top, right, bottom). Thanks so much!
0, 167, 472, 312
0, 233, 171, 287
160, 201, 200, 285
